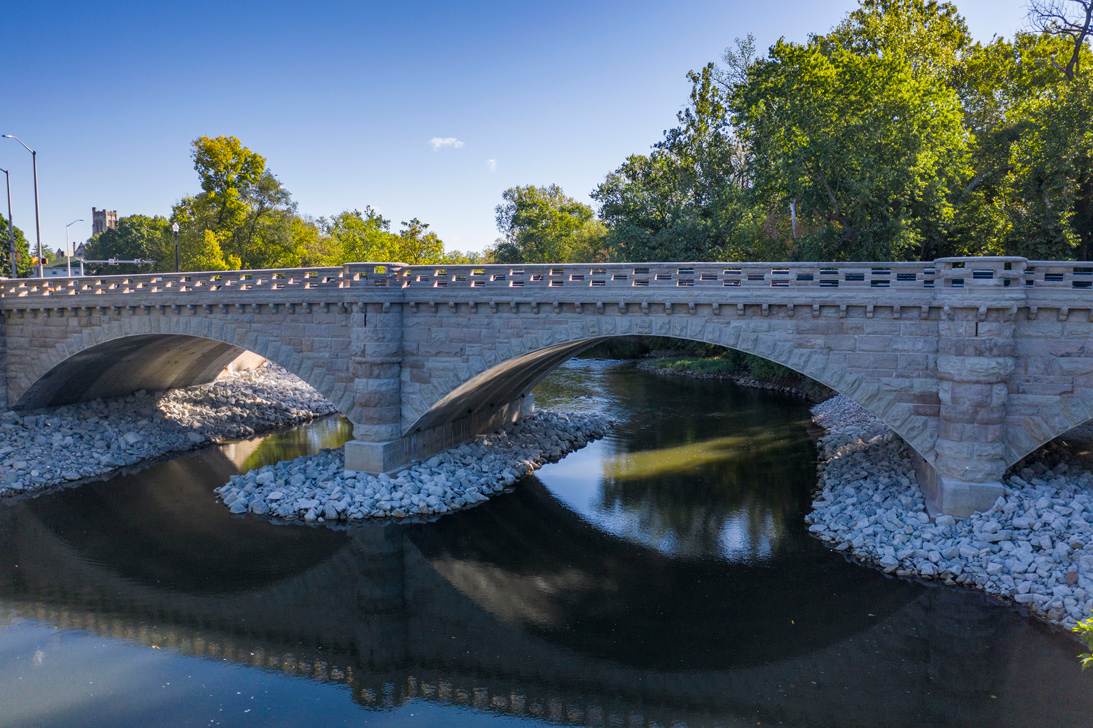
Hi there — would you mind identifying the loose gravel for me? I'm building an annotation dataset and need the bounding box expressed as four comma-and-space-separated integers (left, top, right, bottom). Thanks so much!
215, 409, 615, 523
0, 363, 335, 496
808, 395, 1093, 631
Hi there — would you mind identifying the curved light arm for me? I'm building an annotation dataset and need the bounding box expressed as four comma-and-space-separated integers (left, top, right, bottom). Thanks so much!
1, 134, 33, 154
66, 218, 83, 228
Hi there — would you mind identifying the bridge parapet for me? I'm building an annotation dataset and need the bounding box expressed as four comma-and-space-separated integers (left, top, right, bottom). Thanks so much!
0, 264, 402, 302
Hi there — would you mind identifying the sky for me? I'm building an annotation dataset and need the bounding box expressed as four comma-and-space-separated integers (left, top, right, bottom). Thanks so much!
2, 0, 1032, 257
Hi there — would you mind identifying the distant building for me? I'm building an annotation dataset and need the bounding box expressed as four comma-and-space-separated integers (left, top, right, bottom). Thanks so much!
91, 208, 118, 236
42, 257, 77, 277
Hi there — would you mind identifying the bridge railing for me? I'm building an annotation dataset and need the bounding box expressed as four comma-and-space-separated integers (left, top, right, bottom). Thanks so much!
389, 262, 942, 290
1024, 261, 1093, 290
3, 258, 1092, 300
0, 265, 393, 299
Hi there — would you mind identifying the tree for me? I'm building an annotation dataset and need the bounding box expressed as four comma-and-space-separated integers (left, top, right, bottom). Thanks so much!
593, 61, 767, 262
489, 185, 606, 264
1029, 0, 1093, 79
392, 218, 445, 264
191, 135, 266, 231
0, 215, 32, 277
176, 136, 298, 270
82, 215, 171, 274
948, 24, 1093, 258
184, 230, 238, 272
321, 208, 396, 264
728, 4, 970, 261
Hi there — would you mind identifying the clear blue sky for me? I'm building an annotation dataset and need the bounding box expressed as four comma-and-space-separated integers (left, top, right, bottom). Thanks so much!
2, 0, 1030, 257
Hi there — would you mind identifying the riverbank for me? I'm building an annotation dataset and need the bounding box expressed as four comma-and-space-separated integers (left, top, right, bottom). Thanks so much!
215, 409, 614, 523
806, 395, 1093, 631
636, 357, 832, 402
0, 363, 336, 496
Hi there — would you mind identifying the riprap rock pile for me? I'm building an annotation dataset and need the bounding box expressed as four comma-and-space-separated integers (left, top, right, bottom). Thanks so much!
807, 395, 1093, 630
0, 363, 335, 495
215, 409, 614, 523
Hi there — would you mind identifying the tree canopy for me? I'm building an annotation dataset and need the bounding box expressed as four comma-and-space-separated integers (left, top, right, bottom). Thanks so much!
488, 185, 605, 264
85, 136, 478, 274
582, 0, 1093, 263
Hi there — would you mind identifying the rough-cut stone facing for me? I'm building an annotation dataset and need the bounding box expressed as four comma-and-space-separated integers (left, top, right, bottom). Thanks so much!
214, 409, 615, 523
808, 395, 1093, 631
0, 363, 335, 496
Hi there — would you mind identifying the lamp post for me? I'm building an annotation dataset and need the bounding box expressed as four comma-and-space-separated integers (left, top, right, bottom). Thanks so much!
172, 222, 179, 272
65, 218, 83, 277
0, 167, 15, 278
1, 135, 43, 278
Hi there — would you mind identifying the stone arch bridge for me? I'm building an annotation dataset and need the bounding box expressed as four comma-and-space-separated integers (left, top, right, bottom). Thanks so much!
1, 256, 1091, 515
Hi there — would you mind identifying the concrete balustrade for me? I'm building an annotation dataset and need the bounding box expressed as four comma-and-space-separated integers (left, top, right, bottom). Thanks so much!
3, 256, 1093, 516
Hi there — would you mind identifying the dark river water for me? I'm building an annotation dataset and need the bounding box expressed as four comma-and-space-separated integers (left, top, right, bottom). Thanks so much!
1, 360, 1092, 727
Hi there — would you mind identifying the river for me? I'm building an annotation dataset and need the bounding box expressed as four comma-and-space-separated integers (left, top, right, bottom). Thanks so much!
0, 360, 1091, 727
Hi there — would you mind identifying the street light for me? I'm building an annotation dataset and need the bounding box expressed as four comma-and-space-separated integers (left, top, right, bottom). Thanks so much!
0, 167, 15, 279
65, 218, 83, 277
172, 222, 179, 272
1, 135, 43, 278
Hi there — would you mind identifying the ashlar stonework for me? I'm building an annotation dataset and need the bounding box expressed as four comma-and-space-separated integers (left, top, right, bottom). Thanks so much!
2, 257, 1090, 517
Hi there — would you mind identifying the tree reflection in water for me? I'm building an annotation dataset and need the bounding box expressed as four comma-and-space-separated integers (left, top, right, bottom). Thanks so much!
538, 359, 817, 562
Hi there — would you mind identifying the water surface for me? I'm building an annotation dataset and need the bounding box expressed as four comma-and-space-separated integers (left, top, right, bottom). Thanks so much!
0, 360, 1091, 727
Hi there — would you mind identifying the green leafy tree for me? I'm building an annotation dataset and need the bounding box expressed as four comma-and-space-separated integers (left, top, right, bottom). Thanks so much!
0, 215, 32, 277
174, 136, 297, 270
729, 12, 970, 261
191, 135, 266, 232
185, 230, 238, 272
392, 218, 445, 264
948, 24, 1093, 258
489, 184, 606, 263
593, 60, 770, 262
82, 215, 171, 274
321, 208, 396, 264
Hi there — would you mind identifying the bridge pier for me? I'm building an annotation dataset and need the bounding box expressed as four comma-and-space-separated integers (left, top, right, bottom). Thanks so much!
917, 262, 1024, 517
344, 396, 535, 473
343, 300, 536, 473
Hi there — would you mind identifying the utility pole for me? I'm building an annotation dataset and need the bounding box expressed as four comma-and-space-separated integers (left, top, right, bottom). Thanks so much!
66, 218, 83, 277
0, 167, 15, 278
2, 135, 43, 278
172, 222, 180, 272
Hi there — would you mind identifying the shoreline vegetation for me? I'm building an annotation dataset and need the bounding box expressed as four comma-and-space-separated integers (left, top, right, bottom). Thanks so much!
583, 336, 834, 402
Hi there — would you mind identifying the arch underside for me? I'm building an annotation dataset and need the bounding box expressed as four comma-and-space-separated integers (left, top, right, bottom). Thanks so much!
409, 339, 608, 433
405, 331, 936, 469
15, 334, 246, 411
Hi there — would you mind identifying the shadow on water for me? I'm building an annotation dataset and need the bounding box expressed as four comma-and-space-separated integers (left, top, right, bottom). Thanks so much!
0, 361, 1092, 727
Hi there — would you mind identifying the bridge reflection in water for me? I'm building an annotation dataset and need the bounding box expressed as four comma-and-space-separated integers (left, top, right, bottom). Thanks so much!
2, 426, 1092, 728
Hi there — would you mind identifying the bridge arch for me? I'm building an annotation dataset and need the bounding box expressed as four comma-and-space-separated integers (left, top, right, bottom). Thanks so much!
9, 313, 356, 416
1003, 391, 1093, 469
402, 312, 939, 469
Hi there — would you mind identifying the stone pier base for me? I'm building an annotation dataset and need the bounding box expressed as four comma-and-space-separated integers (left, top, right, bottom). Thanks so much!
345, 395, 535, 474
910, 450, 1005, 518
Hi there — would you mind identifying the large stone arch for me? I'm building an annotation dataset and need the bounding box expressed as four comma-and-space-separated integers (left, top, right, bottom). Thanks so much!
8, 313, 356, 416
1001, 312, 1093, 468
401, 311, 939, 469
1003, 391, 1093, 468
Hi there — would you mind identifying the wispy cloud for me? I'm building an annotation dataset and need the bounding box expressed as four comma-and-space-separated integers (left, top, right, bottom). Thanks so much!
486, 159, 497, 172
430, 137, 464, 151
